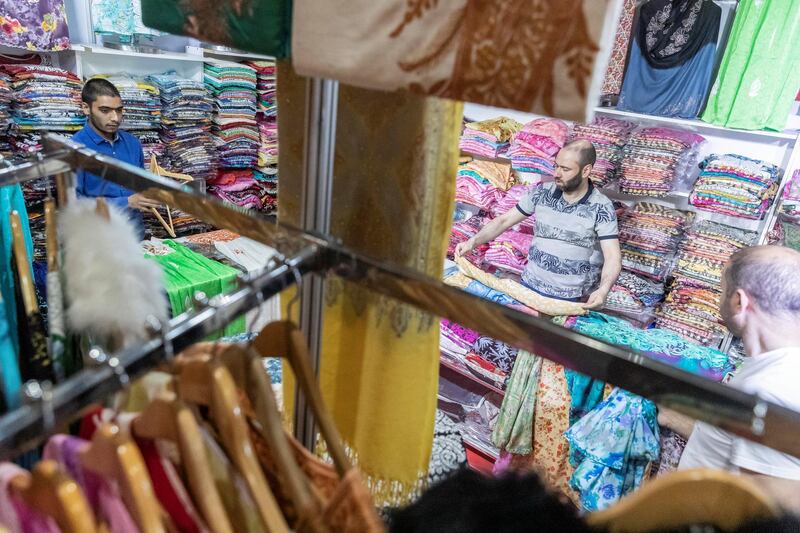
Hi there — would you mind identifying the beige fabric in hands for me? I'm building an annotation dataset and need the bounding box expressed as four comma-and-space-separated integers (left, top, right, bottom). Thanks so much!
455, 256, 586, 316
291, 0, 624, 121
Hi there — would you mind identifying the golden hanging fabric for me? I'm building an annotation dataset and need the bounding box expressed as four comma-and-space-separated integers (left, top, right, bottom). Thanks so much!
278, 62, 462, 506
291, 0, 623, 121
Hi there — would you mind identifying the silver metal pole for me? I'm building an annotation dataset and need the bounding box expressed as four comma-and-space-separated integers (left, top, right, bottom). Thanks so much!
294, 77, 338, 450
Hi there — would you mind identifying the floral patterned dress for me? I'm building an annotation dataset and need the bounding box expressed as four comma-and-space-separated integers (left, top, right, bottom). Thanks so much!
0, 0, 70, 51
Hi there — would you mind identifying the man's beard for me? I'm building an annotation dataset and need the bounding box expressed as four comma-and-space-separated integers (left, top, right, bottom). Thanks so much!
557, 175, 583, 193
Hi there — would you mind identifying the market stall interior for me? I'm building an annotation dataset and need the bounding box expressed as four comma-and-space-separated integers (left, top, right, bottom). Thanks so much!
4, 0, 800, 529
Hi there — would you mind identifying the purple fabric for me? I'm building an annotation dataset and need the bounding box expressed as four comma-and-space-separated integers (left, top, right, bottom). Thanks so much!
0, 0, 70, 51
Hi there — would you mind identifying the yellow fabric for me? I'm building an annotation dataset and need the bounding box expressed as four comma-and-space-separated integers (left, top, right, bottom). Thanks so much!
455, 256, 587, 316
278, 61, 462, 506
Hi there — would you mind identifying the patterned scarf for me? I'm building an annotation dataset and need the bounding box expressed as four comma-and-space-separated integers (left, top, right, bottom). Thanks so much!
637, 0, 720, 68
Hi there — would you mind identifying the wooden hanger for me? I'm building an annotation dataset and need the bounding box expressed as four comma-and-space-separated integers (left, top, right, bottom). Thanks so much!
176, 359, 289, 532
10, 460, 97, 533
95, 198, 110, 220
148, 156, 193, 238
217, 343, 321, 520
587, 468, 779, 533
79, 422, 165, 533
131, 391, 235, 533
9, 211, 38, 316
252, 321, 351, 477
54, 172, 70, 208
44, 199, 58, 274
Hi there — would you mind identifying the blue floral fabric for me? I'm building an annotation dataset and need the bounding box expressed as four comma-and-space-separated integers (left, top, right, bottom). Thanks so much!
565, 388, 659, 511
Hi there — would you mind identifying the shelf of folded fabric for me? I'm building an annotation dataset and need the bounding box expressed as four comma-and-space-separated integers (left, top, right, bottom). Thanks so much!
594, 106, 799, 142
440, 355, 506, 397
71, 43, 203, 62
185, 45, 275, 62
601, 188, 765, 233
460, 150, 512, 165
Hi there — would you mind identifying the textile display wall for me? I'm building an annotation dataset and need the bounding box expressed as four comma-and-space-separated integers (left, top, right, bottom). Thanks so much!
278, 62, 463, 505
291, 0, 623, 122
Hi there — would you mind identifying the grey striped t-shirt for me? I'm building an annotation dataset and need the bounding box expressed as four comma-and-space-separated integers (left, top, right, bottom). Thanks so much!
516, 181, 618, 301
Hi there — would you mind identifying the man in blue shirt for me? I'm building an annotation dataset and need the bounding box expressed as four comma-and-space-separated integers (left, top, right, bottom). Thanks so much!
74, 78, 160, 233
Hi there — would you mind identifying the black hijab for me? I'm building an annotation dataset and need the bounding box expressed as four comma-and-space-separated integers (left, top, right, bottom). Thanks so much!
636, 0, 721, 69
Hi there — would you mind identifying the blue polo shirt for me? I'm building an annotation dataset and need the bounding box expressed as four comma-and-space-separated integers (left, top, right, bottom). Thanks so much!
73, 125, 144, 215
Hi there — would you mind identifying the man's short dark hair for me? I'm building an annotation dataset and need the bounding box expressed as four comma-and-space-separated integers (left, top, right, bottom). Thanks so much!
563, 139, 597, 169
81, 78, 121, 105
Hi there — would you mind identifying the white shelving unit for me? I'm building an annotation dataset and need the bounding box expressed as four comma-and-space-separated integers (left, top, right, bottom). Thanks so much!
462, 102, 800, 354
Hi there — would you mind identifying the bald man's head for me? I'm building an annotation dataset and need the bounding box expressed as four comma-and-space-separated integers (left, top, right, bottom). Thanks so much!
561, 139, 596, 171
723, 245, 800, 317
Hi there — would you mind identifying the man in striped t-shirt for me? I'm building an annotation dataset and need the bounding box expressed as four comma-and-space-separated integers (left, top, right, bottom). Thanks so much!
455, 140, 621, 308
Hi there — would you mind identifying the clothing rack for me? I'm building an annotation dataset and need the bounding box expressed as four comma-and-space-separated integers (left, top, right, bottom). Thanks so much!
0, 133, 798, 462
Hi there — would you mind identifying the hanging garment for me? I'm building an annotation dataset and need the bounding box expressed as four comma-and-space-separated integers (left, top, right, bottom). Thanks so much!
702, 0, 800, 131
291, 0, 624, 122
0, 185, 29, 409
0, 0, 70, 51
491, 351, 542, 455
139, 0, 290, 57
600, 0, 639, 105
279, 65, 461, 506
565, 388, 660, 512
92, 0, 160, 39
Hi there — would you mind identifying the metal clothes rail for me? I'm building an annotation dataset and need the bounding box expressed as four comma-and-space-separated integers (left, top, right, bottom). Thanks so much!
0, 134, 797, 461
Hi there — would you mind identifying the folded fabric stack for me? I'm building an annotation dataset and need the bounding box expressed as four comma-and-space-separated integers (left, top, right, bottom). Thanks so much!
132, 130, 166, 169
97, 74, 161, 130
782, 168, 800, 216
455, 168, 505, 211
254, 170, 277, 214
657, 220, 757, 345
207, 169, 274, 211
485, 229, 532, 276
257, 118, 278, 168
689, 154, 780, 220
619, 127, 704, 196
0, 73, 11, 128
6, 131, 42, 155
491, 184, 536, 234
204, 62, 259, 169
459, 116, 522, 158
3, 65, 84, 132
656, 278, 728, 346
506, 118, 568, 176
440, 319, 479, 362
618, 203, 692, 281
149, 73, 215, 181
571, 117, 636, 187
245, 60, 277, 117
447, 216, 490, 265
605, 271, 665, 316
459, 160, 515, 191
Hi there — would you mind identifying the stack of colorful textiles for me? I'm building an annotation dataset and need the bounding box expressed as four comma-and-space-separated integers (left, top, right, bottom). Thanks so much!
257, 118, 278, 167
148, 73, 215, 181
459, 160, 515, 191
782, 168, 800, 216
656, 278, 728, 346
455, 168, 504, 211
672, 220, 757, 286
447, 216, 490, 265
245, 60, 277, 117
6, 131, 42, 155
689, 154, 780, 220
619, 127, 704, 196
485, 229, 532, 276
3, 65, 83, 131
571, 117, 636, 187
98, 74, 161, 130
207, 168, 274, 211
204, 62, 259, 169
618, 203, 692, 281
491, 184, 536, 234
506, 118, 568, 176
0, 73, 11, 128
132, 130, 166, 169
254, 170, 277, 214
459, 116, 522, 159
440, 319, 479, 362
657, 220, 757, 345
605, 271, 665, 316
